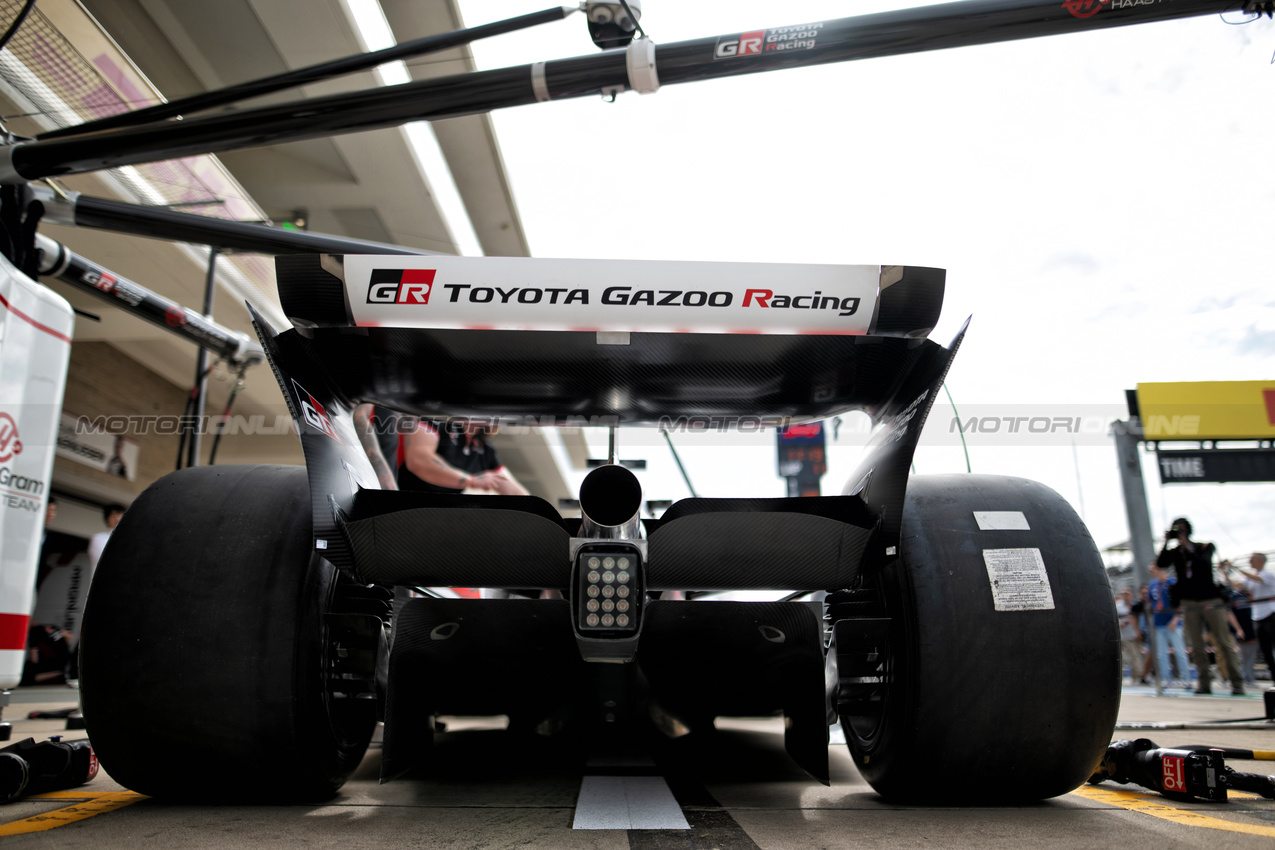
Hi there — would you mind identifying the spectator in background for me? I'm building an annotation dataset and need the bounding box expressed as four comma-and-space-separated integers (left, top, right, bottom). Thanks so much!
30, 502, 120, 685
1135, 584, 1155, 683
1209, 598, 1245, 685
87, 503, 125, 569
1157, 517, 1244, 695
1229, 578, 1260, 687
21, 624, 73, 686
1148, 563, 1190, 688
1228, 552, 1275, 682
41, 496, 57, 539
37, 496, 58, 589
1116, 588, 1141, 686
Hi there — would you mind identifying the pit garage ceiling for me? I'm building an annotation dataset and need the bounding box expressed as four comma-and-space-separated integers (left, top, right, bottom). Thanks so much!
0, 0, 578, 505
76, 0, 530, 258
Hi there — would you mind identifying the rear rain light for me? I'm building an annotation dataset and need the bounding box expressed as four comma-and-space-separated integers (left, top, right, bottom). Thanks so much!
572, 545, 644, 641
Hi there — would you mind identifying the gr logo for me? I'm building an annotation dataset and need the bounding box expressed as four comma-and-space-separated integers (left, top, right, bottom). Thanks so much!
714, 30, 764, 58
368, 268, 436, 304
291, 380, 339, 442
81, 268, 116, 293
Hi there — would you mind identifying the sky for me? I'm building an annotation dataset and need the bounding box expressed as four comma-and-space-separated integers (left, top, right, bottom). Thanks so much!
452, 0, 1275, 560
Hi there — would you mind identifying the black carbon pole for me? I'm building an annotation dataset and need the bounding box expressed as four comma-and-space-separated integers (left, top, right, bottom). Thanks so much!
34, 233, 264, 365
0, 0, 1251, 183
35, 188, 435, 255
37, 6, 576, 140
0, 64, 544, 182
647, 0, 1258, 89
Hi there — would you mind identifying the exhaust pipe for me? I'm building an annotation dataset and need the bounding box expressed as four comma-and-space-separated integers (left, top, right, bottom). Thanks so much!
578, 464, 643, 540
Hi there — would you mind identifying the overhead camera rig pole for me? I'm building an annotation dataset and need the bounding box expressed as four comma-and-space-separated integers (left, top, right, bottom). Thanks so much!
0, 0, 1261, 184
36, 6, 578, 140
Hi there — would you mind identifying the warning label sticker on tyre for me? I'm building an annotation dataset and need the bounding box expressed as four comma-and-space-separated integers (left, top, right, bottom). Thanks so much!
982, 548, 1055, 611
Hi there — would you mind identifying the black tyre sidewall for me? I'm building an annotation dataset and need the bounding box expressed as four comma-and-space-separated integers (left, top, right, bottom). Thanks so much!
846, 474, 1121, 803
80, 464, 371, 801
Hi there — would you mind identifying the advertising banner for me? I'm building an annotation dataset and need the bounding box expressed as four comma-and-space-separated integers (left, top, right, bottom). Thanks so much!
1137, 381, 1275, 440
0, 258, 74, 687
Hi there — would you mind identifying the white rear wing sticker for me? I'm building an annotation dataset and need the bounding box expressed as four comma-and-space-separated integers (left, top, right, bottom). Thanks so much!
343, 256, 881, 335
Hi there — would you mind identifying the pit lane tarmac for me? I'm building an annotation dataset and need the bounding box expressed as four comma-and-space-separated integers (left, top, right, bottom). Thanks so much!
1, 685, 1273, 849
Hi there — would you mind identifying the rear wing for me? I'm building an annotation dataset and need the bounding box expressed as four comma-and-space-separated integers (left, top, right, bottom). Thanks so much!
268, 253, 945, 426
251, 253, 963, 578
278, 254, 943, 339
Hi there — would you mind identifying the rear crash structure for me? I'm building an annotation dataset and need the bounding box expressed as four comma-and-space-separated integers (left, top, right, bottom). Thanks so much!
79, 254, 1120, 803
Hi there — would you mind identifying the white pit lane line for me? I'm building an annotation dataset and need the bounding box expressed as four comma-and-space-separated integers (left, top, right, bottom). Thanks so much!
573, 776, 690, 830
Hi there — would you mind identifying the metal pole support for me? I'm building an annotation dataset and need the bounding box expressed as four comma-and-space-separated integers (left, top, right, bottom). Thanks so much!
1113, 418, 1161, 694
186, 247, 219, 468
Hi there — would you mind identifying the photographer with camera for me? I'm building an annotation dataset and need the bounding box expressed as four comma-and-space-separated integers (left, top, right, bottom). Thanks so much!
1227, 552, 1275, 684
1156, 517, 1244, 695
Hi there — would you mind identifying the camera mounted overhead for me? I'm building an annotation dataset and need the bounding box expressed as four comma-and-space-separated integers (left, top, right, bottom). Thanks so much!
585, 0, 642, 49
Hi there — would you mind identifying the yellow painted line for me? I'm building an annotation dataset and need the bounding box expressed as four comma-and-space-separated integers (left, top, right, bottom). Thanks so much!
0, 791, 146, 836
27, 790, 99, 800
1072, 785, 1275, 838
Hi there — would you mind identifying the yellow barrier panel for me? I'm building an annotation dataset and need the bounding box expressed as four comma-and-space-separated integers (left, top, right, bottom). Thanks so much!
1137, 381, 1275, 440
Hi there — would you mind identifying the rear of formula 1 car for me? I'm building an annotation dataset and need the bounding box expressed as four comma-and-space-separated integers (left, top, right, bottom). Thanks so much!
77, 254, 1119, 803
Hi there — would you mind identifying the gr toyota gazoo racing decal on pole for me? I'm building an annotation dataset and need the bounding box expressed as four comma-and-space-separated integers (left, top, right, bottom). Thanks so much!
344, 255, 882, 334
715, 23, 825, 59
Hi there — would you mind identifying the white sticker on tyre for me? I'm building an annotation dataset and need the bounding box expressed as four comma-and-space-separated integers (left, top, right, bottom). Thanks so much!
982, 548, 1055, 611
974, 511, 1030, 530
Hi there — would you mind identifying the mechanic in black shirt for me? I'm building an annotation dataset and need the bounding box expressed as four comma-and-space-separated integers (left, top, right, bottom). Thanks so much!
353, 403, 400, 491
399, 419, 528, 496
1155, 517, 1244, 695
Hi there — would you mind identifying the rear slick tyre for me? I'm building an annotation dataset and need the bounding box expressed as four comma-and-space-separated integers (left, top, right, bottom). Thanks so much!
840, 474, 1120, 803
80, 465, 377, 802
